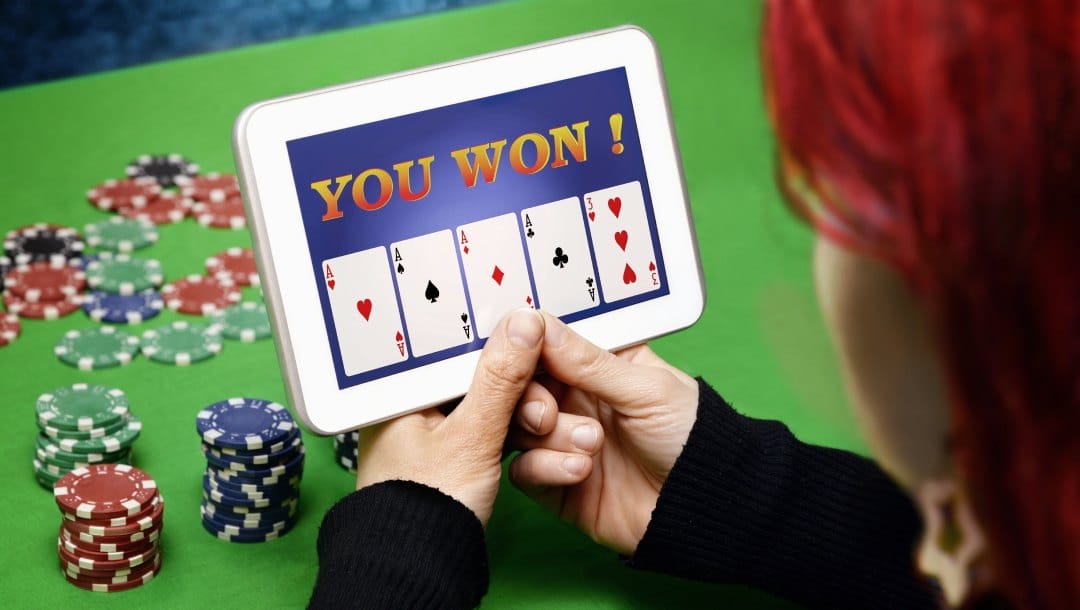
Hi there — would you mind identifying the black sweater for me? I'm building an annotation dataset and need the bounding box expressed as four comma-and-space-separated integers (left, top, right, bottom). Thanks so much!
309, 379, 939, 610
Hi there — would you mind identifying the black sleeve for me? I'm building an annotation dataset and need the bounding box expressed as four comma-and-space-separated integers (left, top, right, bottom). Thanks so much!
627, 378, 939, 610
309, 480, 489, 610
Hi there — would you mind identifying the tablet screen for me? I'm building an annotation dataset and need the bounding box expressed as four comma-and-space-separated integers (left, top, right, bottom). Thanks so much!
286, 67, 669, 389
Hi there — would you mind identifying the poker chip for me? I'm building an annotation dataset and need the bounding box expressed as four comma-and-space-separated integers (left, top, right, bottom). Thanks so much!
55, 326, 140, 370
83, 216, 158, 253
82, 289, 164, 324
200, 517, 294, 543
161, 274, 241, 315
120, 191, 193, 225
4, 223, 84, 265
141, 320, 222, 365
36, 384, 129, 431
210, 301, 271, 342
125, 153, 198, 187
177, 172, 239, 203
86, 178, 162, 212
201, 495, 297, 522
333, 430, 360, 472
196, 398, 295, 450
0, 312, 21, 347
86, 252, 164, 295
62, 496, 163, 536
4, 291, 84, 320
205, 433, 301, 466
59, 529, 156, 558
205, 247, 259, 286
51, 417, 142, 455
203, 444, 305, 476
62, 521, 161, 548
193, 197, 247, 229
54, 464, 157, 520
3, 259, 86, 302
57, 539, 157, 572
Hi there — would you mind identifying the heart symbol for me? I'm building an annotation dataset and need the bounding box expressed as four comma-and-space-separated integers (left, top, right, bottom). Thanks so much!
608, 197, 622, 218
327, 279, 335, 290
614, 230, 629, 251
356, 299, 372, 321
622, 263, 636, 285
588, 211, 596, 221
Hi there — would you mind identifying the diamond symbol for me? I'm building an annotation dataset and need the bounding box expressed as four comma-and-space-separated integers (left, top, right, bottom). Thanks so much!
491, 265, 504, 285
463, 246, 469, 254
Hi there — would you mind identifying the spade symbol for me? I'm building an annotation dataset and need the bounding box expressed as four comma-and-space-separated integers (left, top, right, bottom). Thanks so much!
461, 313, 469, 323
552, 247, 569, 269
425, 280, 440, 303
397, 263, 405, 275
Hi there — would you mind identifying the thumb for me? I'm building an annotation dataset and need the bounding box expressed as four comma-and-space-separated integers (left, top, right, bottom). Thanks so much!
445, 307, 545, 438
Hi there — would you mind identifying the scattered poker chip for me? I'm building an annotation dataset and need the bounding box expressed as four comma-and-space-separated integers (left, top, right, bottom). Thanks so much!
4, 223, 84, 265
54, 464, 158, 520
55, 326, 140, 370
193, 197, 247, 229
210, 301, 271, 342
141, 320, 222, 365
3, 259, 86, 302
162, 274, 241, 315
125, 153, 198, 187
177, 172, 239, 203
86, 177, 162, 213
85, 252, 164, 295
4, 291, 83, 320
120, 191, 193, 225
52, 417, 142, 454
196, 397, 295, 450
0, 312, 21, 347
205, 247, 259, 286
36, 384, 130, 431
82, 290, 164, 324
83, 216, 158, 253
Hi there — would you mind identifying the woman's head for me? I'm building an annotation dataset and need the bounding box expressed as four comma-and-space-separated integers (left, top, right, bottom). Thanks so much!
763, 1, 1080, 608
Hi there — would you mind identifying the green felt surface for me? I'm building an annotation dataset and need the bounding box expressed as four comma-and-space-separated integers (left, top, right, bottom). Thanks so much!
0, 0, 865, 607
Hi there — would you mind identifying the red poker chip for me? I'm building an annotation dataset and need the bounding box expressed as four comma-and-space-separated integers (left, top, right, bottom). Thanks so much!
62, 520, 162, 547
54, 464, 159, 520
0, 313, 21, 347
120, 191, 192, 225
62, 553, 162, 591
63, 496, 164, 536
193, 197, 247, 230
4, 291, 83, 320
205, 247, 259, 286
86, 178, 162, 212
161, 274, 241, 315
57, 539, 158, 572
60, 550, 160, 580
177, 172, 239, 203
59, 530, 157, 559
4, 260, 86, 302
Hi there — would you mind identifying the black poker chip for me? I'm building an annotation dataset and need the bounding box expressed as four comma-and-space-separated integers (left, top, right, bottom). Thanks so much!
3, 224, 85, 266
125, 154, 199, 187
0, 254, 10, 292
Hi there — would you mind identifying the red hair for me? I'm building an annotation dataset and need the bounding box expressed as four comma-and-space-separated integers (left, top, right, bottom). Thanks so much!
763, 2, 1080, 609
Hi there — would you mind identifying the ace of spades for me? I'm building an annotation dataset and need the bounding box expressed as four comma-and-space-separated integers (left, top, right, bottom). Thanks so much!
391, 230, 472, 357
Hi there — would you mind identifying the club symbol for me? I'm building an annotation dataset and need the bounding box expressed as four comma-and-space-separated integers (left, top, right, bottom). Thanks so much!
586, 277, 594, 287
552, 247, 569, 268
527, 228, 535, 238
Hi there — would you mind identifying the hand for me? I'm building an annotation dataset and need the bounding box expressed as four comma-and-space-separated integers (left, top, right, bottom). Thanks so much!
356, 307, 545, 527
508, 311, 700, 556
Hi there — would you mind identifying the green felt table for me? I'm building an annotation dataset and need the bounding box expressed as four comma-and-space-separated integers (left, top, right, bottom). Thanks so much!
0, 0, 867, 607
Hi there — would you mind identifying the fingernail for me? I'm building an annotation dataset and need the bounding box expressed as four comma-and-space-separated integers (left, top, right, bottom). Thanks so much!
506, 308, 544, 347
570, 425, 598, 452
521, 401, 546, 433
563, 455, 586, 475
543, 312, 566, 348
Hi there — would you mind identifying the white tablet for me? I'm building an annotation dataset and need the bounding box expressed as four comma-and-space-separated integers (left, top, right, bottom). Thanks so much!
233, 26, 704, 433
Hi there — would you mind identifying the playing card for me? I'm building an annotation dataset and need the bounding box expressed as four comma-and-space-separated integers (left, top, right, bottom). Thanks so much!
583, 180, 662, 303
456, 213, 536, 339
391, 230, 473, 357
322, 247, 409, 376
521, 197, 599, 316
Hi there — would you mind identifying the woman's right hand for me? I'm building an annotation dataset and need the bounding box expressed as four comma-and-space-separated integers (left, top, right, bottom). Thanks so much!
508, 311, 700, 556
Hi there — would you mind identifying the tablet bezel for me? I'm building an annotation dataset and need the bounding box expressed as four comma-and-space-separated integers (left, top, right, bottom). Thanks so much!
234, 25, 704, 434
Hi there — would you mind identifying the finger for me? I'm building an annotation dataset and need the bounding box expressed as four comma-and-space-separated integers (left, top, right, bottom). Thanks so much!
444, 307, 545, 438
508, 411, 604, 456
514, 381, 557, 435
539, 311, 672, 411
509, 448, 593, 491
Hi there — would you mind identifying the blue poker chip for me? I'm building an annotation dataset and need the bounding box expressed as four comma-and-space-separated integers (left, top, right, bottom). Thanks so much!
213, 427, 300, 457
200, 505, 296, 535
196, 398, 295, 450
203, 434, 302, 467
209, 447, 306, 481
204, 469, 300, 496
204, 466, 301, 493
202, 502, 297, 530
201, 495, 298, 522
202, 474, 297, 503
82, 289, 165, 324
200, 511, 297, 543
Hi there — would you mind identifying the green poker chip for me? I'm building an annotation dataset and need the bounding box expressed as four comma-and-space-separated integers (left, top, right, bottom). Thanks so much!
141, 320, 223, 366
35, 433, 127, 463
35, 383, 130, 431
50, 416, 142, 454
35, 446, 130, 470
39, 414, 128, 441
85, 252, 164, 295
83, 216, 158, 253
54, 326, 140, 370
210, 301, 272, 343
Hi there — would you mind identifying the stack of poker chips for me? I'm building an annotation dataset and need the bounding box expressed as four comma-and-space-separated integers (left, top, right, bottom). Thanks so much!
333, 431, 359, 472
34, 384, 142, 489
53, 464, 164, 592
2, 223, 88, 321
196, 398, 304, 542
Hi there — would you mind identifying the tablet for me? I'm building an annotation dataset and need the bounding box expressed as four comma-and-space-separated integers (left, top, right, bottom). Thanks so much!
233, 26, 704, 433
